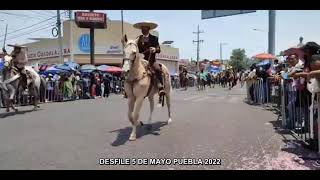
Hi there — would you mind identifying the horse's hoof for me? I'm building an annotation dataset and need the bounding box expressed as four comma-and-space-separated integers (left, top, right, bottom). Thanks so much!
13, 108, 18, 112
6, 109, 10, 112
140, 121, 144, 126
129, 135, 136, 141
167, 118, 172, 124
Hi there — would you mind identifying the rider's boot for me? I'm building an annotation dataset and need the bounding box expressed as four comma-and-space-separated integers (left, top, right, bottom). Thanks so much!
123, 92, 128, 98
155, 70, 165, 96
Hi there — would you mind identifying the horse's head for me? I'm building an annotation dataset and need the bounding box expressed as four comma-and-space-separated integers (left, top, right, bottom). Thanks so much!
3, 55, 13, 69
121, 34, 139, 72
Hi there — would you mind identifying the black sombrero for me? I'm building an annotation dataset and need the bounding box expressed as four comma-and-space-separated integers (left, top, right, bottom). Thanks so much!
7, 44, 27, 48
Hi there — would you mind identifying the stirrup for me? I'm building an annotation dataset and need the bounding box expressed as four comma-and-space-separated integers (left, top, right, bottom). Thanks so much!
158, 88, 165, 96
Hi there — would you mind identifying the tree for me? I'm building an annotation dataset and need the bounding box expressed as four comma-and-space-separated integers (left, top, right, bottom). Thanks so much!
229, 48, 250, 72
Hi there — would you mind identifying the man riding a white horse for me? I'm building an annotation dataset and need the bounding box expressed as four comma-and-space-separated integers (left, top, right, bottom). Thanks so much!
2, 44, 29, 93
121, 21, 172, 141
124, 21, 165, 98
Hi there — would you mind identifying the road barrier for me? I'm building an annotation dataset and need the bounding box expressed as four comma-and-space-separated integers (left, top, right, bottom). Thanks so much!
246, 76, 319, 153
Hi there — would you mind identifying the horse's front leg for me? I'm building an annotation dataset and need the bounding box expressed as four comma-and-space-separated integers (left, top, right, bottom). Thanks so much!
147, 95, 155, 130
30, 85, 40, 110
129, 96, 144, 141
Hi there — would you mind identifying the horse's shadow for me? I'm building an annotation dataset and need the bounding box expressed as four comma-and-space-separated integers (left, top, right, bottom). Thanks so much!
110, 121, 168, 147
0, 108, 41, 118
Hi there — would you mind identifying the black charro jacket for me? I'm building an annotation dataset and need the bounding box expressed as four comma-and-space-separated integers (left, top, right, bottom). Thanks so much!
137, 34, 161, 64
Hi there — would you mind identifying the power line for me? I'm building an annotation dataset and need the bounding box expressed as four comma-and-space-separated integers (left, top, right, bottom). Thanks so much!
0, 11, 43, 20
0, 11, 66, 38
45, 10, 57, 16
0, 24, 55, 42
30, 10, 53, 19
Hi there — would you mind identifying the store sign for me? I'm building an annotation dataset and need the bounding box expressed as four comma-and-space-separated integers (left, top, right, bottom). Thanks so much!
79, 34, 90, 53
107, 45, 122, 54
75, 11, 107, 29
156, 54, 178, 60
27, 48, 70, 59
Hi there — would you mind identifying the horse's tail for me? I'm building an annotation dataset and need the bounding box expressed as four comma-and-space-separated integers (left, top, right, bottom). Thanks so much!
40, 76, 47, 93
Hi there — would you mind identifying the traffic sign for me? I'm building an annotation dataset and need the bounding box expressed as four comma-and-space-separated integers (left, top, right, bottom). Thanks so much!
201, 10, 256, 20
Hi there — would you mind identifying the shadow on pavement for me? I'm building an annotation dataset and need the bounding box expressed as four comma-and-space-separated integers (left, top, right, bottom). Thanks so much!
0, 108, 41, 118
110, 121, 168, 147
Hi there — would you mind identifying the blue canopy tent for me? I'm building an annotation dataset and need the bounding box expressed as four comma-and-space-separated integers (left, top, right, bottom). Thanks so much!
208, 65, 221, 73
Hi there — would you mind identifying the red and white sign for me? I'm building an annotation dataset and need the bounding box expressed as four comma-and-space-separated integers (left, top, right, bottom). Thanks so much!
75, 12, 105, 23
75, 11, 107, 29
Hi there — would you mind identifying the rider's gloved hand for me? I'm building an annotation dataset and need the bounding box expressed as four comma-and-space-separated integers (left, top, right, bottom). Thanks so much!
150, 47, 156, 53
2, 47, 7, 53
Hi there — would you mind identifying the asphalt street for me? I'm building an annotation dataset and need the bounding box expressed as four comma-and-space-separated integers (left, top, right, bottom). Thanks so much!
0, 84, 318, 170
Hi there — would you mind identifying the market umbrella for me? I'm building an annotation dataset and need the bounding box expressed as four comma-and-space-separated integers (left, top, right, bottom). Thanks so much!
81, 64, 97, 71
106, 66, 122, 73
43, 66, 67, 75
64, 62, 80, 70
97, 65, 111, 72
253, 53, 276, 60
55, 64, 76, 71
283, 47, 304, 60
257, 60, 271, 67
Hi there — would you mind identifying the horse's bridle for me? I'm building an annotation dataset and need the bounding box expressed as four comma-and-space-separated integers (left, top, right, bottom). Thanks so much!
123, 42, 138, 64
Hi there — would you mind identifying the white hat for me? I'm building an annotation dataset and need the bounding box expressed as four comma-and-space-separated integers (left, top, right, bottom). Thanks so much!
133, 21, 158, 30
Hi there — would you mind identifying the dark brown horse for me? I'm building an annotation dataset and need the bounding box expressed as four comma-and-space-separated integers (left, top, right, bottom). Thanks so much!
179, 71, 188, 90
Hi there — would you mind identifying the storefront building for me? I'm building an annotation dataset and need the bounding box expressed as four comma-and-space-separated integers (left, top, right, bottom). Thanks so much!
22, 19, 179, 74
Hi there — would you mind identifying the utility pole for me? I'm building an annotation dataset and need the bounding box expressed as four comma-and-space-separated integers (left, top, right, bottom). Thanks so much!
2, 24, 8, 50
219, 43, 227, 64
268, 10, 276, 55
193, 25, 204, 71
68, 10, 74, 62
121, 10, 124, 57
57, 10, 64, 64
90, 10, 95, 65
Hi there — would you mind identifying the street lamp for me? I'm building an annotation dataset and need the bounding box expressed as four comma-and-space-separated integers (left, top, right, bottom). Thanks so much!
253, 28, 267, 53
253, 28, 265, 32
219, 42, 228, 63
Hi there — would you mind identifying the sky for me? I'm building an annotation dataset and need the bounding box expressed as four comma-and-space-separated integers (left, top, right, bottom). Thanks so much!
1, 10, 320, 60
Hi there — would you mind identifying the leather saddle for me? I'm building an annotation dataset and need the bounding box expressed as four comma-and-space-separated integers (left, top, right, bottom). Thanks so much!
12, 66, 33, 83
141, 60, 165, 97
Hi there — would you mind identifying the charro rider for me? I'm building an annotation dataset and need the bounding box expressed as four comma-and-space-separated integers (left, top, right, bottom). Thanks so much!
2, 44, 28, 92
133, 21, 165, 96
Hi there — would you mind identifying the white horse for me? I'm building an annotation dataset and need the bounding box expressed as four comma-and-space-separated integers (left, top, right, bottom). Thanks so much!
121, 35, 172, 141
0, 55, 42, 112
